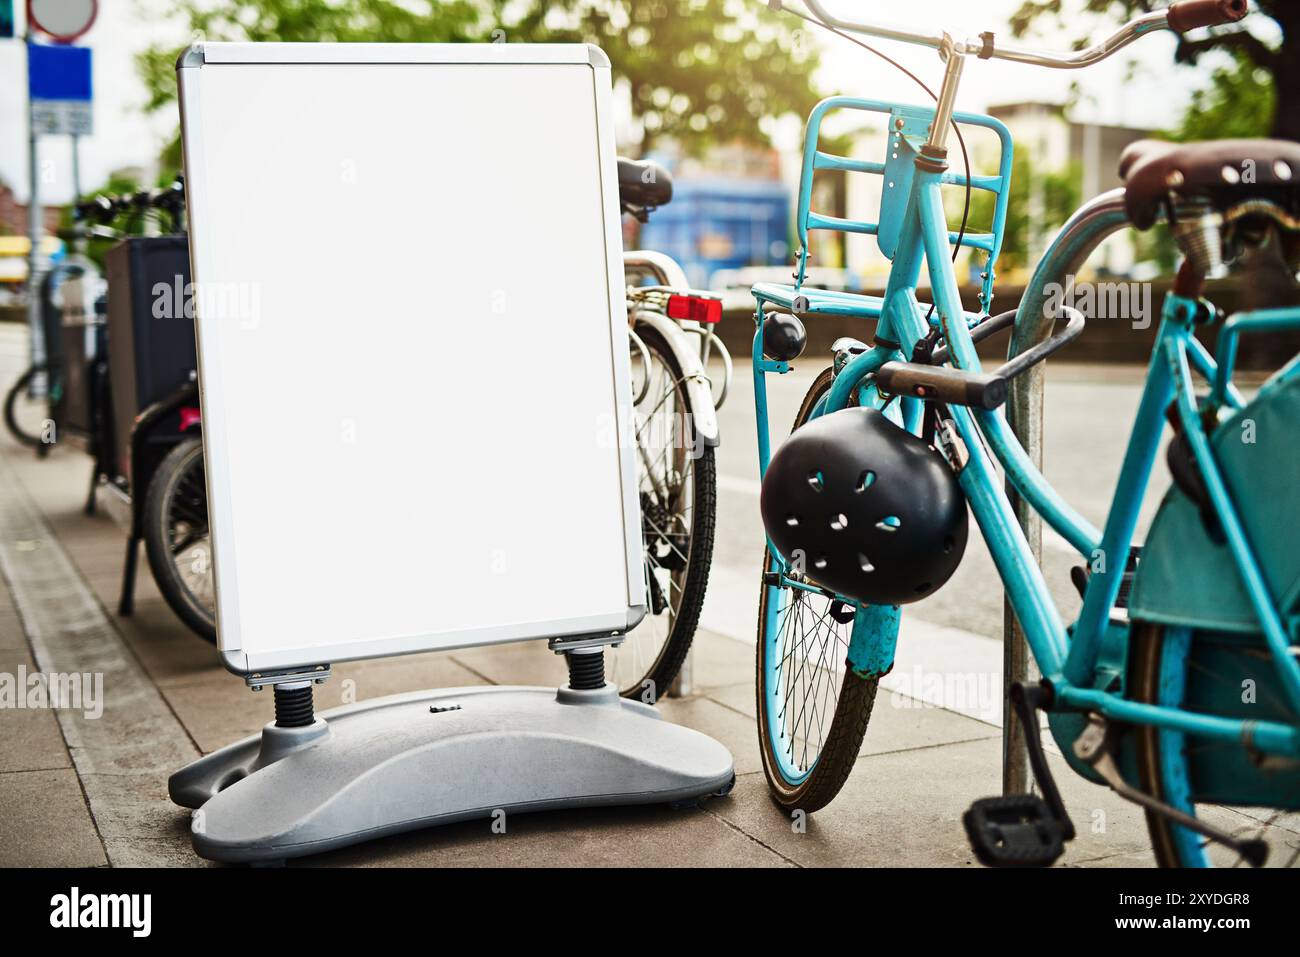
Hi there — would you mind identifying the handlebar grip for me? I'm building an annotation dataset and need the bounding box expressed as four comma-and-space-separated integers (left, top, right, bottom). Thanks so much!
1167, 0, 1247, 33
875, 362, 1008, 410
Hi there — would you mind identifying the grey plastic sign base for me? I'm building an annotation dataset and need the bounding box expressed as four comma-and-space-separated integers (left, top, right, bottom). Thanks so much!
169, 684, 735, 863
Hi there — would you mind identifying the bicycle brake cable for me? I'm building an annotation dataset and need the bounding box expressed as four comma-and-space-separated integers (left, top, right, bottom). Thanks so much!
772, 2, 974, 321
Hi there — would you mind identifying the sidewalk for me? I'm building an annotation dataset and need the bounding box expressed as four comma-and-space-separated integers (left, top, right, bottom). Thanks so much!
1, 422, 1185, 868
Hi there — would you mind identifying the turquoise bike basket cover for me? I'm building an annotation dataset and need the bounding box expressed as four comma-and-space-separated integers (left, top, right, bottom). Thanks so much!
1129, 373, 1300, 634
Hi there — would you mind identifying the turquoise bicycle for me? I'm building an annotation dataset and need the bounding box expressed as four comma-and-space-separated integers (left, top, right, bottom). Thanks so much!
749, 0, 1300, 866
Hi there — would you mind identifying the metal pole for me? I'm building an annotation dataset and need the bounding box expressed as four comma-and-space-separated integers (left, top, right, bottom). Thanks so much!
71, 133, 82, 203
25, 33, 46, 372
1002, 371, 1041, 796
1000, 190, 1135, 796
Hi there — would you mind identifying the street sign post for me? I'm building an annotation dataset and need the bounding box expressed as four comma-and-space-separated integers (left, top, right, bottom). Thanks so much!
22, 0, 98, 368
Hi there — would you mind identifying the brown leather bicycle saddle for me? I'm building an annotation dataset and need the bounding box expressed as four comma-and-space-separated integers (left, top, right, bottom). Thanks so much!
1119, 139, 1300, 230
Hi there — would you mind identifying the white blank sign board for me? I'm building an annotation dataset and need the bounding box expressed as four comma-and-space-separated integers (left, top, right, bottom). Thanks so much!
178, 42, 644, 674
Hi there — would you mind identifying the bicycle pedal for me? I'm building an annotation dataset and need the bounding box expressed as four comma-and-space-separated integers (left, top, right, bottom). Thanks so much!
962, 795, 1066, 868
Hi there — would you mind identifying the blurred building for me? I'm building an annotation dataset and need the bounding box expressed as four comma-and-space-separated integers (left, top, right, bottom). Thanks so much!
988, 102, 1149, 203
833, 102, 1155, 289
0, 179, 63, 237
988, 101, 1151, 276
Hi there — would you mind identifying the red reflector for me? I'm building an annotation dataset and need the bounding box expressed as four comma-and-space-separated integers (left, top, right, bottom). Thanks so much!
666, 294, 722, 324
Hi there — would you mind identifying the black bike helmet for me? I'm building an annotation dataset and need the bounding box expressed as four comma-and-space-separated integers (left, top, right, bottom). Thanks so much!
760, 406, 968, 605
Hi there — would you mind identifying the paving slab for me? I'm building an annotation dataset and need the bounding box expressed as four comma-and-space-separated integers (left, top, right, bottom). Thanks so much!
656, 693, 763, 775
0, 450, 201, 866
684, 627, 753, 691
306, 798, 790, 868
165, 652, 492, 755
448, 638, 565, 687
0, 768, 106, 867
706, 677, 1003, 757
0, 603, 25, 650
0, 646, 73, 773
328, 653, 490, 704
708, 737, 1160, 867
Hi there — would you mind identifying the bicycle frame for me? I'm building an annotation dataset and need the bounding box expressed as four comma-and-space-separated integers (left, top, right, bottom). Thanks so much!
752, 100, 1300, 765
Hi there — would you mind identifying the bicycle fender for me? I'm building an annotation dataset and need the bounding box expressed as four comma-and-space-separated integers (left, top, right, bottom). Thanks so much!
847, 602, 900, 678
631, 310, 720, 447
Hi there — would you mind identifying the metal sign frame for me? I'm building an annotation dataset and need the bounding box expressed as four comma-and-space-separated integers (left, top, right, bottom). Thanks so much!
178, 42, 646, 675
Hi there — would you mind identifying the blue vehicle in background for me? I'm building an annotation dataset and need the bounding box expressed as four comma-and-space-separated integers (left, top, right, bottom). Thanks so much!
638, 178, 791, 289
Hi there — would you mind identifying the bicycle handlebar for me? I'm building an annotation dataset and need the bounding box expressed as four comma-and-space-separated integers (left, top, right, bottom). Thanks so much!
74, 195, 120, 224
74, 178, 186, 226
795, 0, 1246, 68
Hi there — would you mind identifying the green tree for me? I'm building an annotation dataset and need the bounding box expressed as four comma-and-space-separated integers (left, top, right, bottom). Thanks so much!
965, 146, 1081, 273
1010, 1, 1294, 141
501, 0, 819, 152
1174, 48, 1276, 141
136, 0, 819, 156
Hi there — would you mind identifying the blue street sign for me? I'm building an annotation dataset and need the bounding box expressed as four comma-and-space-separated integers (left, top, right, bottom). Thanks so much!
29, 43, 93, 135
29, 43, 93, 99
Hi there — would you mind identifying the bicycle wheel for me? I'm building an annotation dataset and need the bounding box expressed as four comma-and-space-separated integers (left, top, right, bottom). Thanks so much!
609, 321, 717, 701
756, 367, 881, 812
5, 364, 55, 453
1130, 621, 1300, 867
142, 438, 217, 643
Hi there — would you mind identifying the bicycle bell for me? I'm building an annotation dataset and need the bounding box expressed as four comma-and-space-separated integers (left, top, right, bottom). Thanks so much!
760, 406, 968, 605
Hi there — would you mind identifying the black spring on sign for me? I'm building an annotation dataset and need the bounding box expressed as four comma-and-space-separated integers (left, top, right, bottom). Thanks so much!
273, 684, 315, 728
566, 650, 606, 691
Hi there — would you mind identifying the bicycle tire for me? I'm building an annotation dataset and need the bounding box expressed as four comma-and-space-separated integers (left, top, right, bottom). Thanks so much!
142, 438, 217, 643
611, 321, 717, 701
1129, 622, 1194, 866
756, 367, 879, 812
5, 364, 51, 450
1129, 621, 1300, 868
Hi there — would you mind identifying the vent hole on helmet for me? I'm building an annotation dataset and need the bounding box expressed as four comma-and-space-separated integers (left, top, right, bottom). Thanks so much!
914, 581, 932, 594
813, 556, 828, 571
876, 515, 901, 533
785, 514, 800, 527
830, 513, 849, 531
856, 470, 876, 492
807, 470, 824, 492
859, 554, 875, 573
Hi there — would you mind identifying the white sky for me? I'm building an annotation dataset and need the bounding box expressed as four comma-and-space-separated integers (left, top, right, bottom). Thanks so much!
0, 0, 1253, 205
